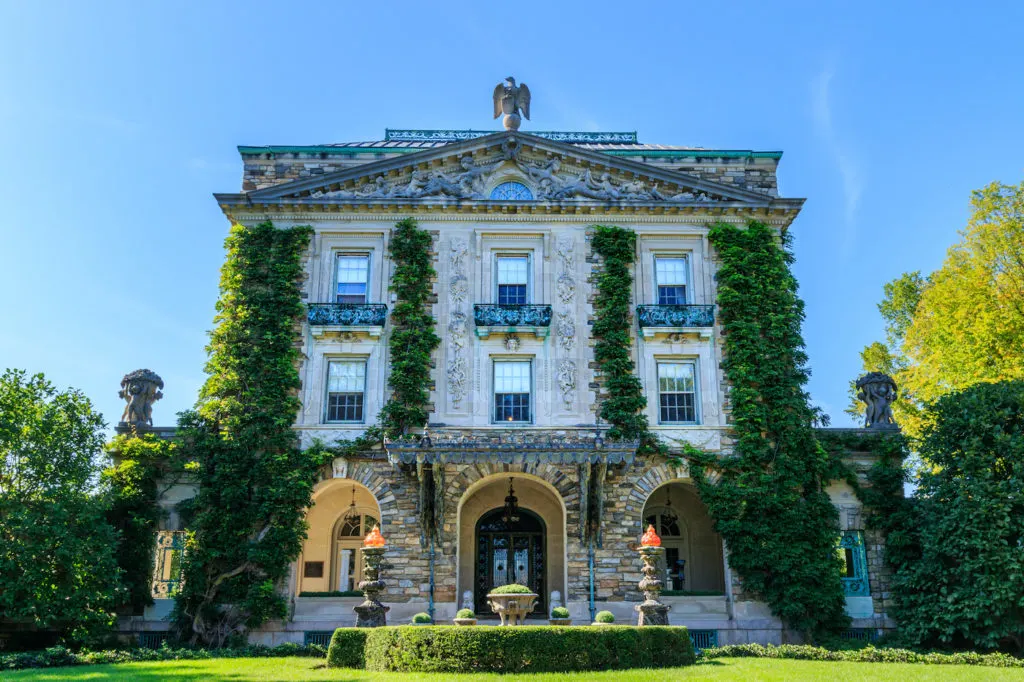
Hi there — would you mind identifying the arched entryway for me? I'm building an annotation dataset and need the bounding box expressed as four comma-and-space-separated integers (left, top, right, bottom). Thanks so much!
642, 481, 725, 594
474, 507, 546, 613
457, 474, 566, 617
299, 478, 380, 594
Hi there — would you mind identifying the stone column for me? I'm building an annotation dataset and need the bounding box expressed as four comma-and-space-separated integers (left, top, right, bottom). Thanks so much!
636, 526, 670, 626
354, 536, 390, 627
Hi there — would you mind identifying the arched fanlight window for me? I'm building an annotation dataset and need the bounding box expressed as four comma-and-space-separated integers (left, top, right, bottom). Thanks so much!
490, 181, 534, 200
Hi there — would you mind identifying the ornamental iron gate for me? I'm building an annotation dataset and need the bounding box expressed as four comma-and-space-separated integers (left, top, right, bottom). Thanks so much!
474, 508, 546, 615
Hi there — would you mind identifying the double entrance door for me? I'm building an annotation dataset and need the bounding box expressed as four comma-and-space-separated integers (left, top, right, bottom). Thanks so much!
474, 508, 545, 615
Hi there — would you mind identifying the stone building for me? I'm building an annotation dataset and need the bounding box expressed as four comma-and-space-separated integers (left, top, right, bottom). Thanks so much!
131, 117, 895, 647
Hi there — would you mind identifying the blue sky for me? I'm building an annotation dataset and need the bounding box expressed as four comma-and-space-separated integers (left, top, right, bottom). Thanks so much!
2, 1, 1023, 432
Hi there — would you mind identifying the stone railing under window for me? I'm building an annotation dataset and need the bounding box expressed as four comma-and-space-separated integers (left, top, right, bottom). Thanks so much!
307, 303, 388, 339
636, 304, 715, 339
474, 304, 552, 339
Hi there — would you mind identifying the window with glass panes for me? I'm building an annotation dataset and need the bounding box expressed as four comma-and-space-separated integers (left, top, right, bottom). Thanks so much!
655, 256, 689, 304
335, 512, 379, 592
657, 362, 698, 424
335, 254, 370, 304
494, 360, 531, 422
325, 360, 366, 423
496, 255, 529, 305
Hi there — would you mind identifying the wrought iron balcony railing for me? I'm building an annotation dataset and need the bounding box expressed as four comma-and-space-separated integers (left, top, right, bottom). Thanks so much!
307, 303, 388, 327
636, 304, 715, 328
474, 304, 553, 328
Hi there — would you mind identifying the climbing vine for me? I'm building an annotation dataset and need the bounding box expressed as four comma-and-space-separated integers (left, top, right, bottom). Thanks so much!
591, 225, 663, 456
688, 220, 849, 639
378, 217, 440, 439
103, 431, 177, 614
172, 221, 322, 647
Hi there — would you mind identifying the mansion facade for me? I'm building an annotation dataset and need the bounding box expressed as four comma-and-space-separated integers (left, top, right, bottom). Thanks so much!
134, 124, 893, 647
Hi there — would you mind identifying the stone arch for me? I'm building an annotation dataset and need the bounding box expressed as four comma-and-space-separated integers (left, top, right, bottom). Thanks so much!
638, 476, 725, 594
297, 462, 398, 595
313, 461, 398, 529
446, 462, 576, 503
453, 469, 569, 615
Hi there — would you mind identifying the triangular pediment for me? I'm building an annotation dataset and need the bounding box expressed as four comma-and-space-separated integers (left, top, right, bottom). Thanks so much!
241, 132, 778, 207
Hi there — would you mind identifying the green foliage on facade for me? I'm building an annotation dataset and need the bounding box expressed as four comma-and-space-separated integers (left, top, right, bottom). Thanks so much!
0, 369, 121, 642
888, 381, 1024, 652
590, 225, 663, 455
378, 217, 440, 438
102, 432, 177, 613
360, 625, 696, 672
172, 221, 323, 647
689, 221, 849, 639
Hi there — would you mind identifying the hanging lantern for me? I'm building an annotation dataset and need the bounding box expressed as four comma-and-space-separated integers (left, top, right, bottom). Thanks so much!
662, 487, 679, 525
341, 485, 359, 522
502, 477, 520, 524
363, 525, 386, 548
641, 524, 662, 547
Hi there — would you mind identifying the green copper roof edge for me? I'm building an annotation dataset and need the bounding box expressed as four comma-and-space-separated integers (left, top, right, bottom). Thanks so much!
238, 145, 783, 160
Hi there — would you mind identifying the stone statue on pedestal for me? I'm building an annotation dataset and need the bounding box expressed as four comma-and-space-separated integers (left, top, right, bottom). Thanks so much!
493, 76, 531, 131
118, 369, 164, 427
855, 372, 899, 430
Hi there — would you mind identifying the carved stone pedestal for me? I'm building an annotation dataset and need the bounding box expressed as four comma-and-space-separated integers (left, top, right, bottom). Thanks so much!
635, 546, 670, 626
354, 546, 389, 627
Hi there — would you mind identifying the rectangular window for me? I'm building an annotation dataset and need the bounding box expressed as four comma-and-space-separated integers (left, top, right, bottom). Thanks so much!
303, 561, 324, 578
655, 256, 689, 305
837, 531, 870, 596
494, 360, 531, 423
658, 361, 698, 424
325, 360, 366, 423
336, 254, 370, 304
496, 255, 529, 305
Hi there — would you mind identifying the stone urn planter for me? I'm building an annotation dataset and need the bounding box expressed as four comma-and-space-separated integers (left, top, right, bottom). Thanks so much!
548, 618, 572, 626
486, 592, 539, 626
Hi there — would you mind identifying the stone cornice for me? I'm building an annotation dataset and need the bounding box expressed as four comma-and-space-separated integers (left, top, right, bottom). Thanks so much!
242, 131, 777, 205
217, 201, 803, 229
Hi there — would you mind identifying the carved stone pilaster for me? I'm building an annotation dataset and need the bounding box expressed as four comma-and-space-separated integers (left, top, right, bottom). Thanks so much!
447, 239, 470, 408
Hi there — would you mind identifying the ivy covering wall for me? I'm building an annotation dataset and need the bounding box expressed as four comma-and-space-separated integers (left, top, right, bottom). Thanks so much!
689, 220, 849, 639
378, 217, 440, 439
172, 221, 322, 647
590, 225, 663, 455
103, 432, 177, 614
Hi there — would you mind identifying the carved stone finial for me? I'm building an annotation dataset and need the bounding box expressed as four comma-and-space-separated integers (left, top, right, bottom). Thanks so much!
119, 369, 164, 427
855, 372, 899, 430
493, 76, 531, 131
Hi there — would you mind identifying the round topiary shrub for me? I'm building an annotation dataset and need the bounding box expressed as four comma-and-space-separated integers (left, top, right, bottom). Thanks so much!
411, 612, 432, 624
595, 610, 615, 623
551, 607, 570, 619
456, 609, 475, 619
327, 629, 368, 669
488, 583, 534, 594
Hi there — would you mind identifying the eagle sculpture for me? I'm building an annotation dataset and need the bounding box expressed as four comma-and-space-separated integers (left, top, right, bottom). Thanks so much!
493, 76, 531, 130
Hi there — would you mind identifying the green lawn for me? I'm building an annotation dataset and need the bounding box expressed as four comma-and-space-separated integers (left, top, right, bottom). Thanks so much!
5, 657, 1023, 681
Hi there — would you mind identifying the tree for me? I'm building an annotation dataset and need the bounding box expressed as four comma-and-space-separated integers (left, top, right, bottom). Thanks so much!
890, 380, 1024, 652
854, 180, 1024, 437
172, 222, 321, 647
0, 369, 120, 641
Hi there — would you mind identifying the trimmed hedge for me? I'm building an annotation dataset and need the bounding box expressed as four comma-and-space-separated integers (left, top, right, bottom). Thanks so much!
595, 610, 615, 623
700, 644, 1024, 668
358, 626, 696, 673
326, 629, 368, 669
1, 643, 325, 671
